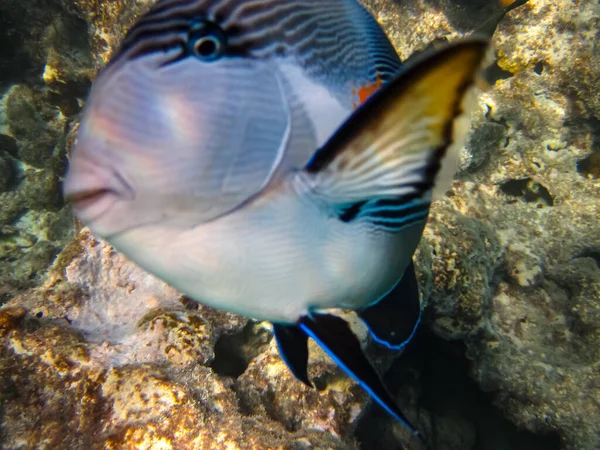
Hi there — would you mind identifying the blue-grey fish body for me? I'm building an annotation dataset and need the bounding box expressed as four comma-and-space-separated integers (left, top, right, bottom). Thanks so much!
67, 0, 411, 322
64, 0, 492, 441
110, 170, 425, 322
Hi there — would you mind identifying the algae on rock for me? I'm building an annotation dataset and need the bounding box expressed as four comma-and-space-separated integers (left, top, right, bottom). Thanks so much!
0, 0, 97, 297
0, 231, 356, 449
0, 0, 599, 449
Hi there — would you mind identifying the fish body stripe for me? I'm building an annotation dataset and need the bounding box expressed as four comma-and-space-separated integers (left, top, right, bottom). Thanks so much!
336, 197, 430, 233
113, 0, 402, 92
368, 207, 429, 232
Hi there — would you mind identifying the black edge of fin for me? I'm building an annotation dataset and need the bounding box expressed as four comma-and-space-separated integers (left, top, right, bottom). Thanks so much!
273, 323, 312, 387
305, 38, 488, 174
358, 259, 422, 350
298, 313, 423, 440
473, 0, 530, 39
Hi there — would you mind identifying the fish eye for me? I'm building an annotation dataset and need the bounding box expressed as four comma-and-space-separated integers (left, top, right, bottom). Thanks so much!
187, 19, 226, 61
194, 36, 220, 58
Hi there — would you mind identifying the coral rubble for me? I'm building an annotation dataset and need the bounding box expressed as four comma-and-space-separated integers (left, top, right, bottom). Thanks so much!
374, 0, 600, 448
0, 0, 598, 449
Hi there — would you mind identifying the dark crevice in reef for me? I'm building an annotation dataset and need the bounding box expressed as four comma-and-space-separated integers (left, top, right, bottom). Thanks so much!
533, 61, 545, 75
499, 178, 555, 207
577, 150, 600, 179
484, 104, 510, 135
356, 331, 561, 450
0, 1, 62, 90
574, 249, 600, 269
423, 0, 500, 33
210, 322, 272, 379
0, 2, 48, 90
564, 116, 600, 179
483, 59, 514, 84
0, 0, 93, 102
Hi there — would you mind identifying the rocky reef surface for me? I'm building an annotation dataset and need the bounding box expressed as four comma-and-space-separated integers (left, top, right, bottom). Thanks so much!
0, 0, 598, 449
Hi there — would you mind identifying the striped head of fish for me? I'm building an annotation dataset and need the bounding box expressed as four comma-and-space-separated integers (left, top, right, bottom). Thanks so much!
64, 0, 404, 238
63, 0, 508, 444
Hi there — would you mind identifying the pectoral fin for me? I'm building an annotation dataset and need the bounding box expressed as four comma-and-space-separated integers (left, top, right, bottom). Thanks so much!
301, 39, 489, 211
358, 259, 422, 349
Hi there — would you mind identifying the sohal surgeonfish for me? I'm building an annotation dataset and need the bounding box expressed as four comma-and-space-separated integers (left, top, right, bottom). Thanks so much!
63, 0, 524, 443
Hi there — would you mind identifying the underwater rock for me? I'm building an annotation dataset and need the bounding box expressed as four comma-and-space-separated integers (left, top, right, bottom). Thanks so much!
361, 0, 459, 61
0, 0, 64, 90
0, 230, 354, 449
4, 84, 60, 169
1, 0, 599, 449
0, 152, 14, 192
13, 240, 61, 282
409, 0, 600, 448
0, 0, 97, 293
363, 0, 600, 448
236, 339, 369, 439
55, 0, 155, 65
0, 134, 19, 158
0, 191, 26, 227
22, 169, 63, 211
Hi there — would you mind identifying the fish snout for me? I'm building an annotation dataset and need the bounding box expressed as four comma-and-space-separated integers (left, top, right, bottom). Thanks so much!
63, 153, 130, 224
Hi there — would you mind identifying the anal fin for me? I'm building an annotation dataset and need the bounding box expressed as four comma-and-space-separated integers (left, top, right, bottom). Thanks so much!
358, 259, 422, 349
273, 323, 311, 387
298, 313, 421, 437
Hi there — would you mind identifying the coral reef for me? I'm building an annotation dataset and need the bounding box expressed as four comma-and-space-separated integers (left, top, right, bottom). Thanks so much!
0, 231, 355, 449
54, 0, 154, 65
361, 3, 599, 449
0, 0, 598, 449
399, 0, 600, 448
0, 0, 95, 298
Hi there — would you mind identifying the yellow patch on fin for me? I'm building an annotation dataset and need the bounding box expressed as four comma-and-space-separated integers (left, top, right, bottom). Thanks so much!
305, 40, 489, 205
352, 77, 383, 109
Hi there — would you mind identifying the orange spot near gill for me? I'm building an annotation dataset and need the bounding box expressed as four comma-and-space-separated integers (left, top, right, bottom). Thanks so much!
352, 77, 383, 109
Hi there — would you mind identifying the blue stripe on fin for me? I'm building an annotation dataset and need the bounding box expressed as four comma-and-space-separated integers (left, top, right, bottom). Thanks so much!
337, 200, 367, 223
298, 313, 422, 439
356, 198, 430, 220
359, 198, 430, 233
369, 213, 429, 233
359, 259, 422, 350
335, 196, 431, 233
273, 323, 312, 387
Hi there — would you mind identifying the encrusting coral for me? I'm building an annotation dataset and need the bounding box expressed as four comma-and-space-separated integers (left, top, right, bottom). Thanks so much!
0, 0, 598, 449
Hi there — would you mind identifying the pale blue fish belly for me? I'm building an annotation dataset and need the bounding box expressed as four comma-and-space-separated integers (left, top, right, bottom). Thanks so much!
63, 0, 493, 443
110, 176, 426, 323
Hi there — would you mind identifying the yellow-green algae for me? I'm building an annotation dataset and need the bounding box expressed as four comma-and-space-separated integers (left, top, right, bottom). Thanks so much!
0, 0, 599, 449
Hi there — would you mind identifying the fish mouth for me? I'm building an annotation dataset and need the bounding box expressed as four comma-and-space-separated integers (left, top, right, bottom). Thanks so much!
64, 187, 121, 224
65, 188, 114, 209
65, 189, 112, 206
